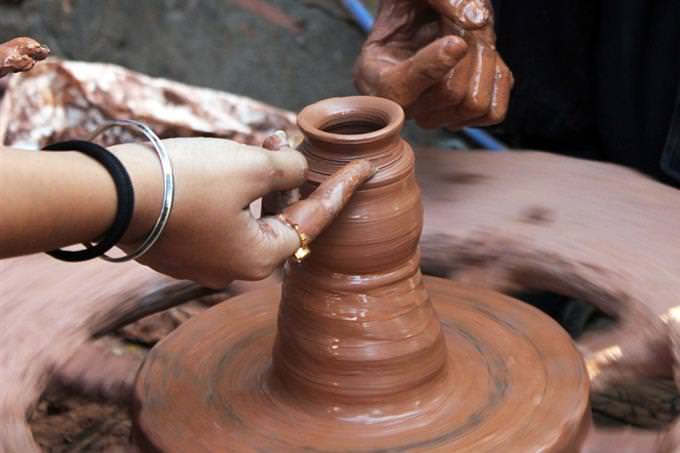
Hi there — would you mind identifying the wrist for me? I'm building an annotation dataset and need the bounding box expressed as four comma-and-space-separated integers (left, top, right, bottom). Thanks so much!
108, 143, 165, 245
0, 148, 118, 257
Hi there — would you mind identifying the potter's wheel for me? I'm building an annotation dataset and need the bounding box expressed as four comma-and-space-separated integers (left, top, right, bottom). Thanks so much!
133, 96, 591, 451
132, 277, 590, 452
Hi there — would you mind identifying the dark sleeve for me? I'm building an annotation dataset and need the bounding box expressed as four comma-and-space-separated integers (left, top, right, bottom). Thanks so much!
491, 0, 601, 159
492, 0, 680, 181
597, 0, 680, 180
660, 87, 680, 183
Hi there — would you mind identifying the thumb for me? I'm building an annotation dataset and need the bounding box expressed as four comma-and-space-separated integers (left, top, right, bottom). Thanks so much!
429, 0, 492, 30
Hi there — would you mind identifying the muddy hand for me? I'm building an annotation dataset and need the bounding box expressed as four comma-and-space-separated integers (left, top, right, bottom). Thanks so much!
262, 130, 376, 246
0, 37, 49, 78
409, 16, 513, 130
353, 0, 512, 130
278, 159, 375, 241
260, 156, 376, 265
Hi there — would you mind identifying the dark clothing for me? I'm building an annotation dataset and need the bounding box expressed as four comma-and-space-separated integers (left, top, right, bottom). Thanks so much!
491, 0, 680, 182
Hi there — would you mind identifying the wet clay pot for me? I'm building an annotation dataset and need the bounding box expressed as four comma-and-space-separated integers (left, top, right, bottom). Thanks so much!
132, 97, 592, 452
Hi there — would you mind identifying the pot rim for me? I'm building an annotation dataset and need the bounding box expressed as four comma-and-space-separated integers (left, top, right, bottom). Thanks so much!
297, 96, 404, 145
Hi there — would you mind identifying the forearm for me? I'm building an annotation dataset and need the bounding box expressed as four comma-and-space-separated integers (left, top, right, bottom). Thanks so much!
0, 144, 161, 259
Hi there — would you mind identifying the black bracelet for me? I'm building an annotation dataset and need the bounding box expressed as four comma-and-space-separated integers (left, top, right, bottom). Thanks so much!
42, 140, 135, 262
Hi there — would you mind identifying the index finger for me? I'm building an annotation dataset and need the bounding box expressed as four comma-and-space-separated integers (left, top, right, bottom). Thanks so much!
381, 35, 467, 106
281, 159, 376, 241
252, 159, 376, 274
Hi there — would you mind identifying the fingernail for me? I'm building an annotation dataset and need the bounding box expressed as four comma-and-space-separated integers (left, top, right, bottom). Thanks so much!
262, 136, 280, 150
442, 37, 454, 54
263, 130, 288, 151
274, 130, 288, 142
354, 159, 377, 178
442, 37, 465, 61
288, 133, 304, 149
463, 2, 489, 27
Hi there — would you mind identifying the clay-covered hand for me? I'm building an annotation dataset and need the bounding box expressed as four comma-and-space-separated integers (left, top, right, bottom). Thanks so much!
0, 37, 49, 78
353, 0, 513, 130
112, 137, 374, 289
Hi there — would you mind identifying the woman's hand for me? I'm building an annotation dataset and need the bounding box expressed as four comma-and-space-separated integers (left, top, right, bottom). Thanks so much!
112, 137, 373, 288
353, 0, 513, 130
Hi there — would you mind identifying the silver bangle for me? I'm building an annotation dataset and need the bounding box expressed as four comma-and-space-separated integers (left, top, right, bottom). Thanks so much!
89, 119, 175, 262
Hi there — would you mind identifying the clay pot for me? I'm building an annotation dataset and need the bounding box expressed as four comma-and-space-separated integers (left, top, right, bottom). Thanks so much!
272, 96, 448, 407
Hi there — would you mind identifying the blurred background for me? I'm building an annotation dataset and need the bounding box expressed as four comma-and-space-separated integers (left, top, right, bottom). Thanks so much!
0, 0, 363, 110
0, 0, 465, 146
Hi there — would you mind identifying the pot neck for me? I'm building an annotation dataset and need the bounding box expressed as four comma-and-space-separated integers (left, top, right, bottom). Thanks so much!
297, 96, 406, 184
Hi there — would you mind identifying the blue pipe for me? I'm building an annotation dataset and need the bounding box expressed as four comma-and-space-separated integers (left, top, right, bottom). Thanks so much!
460, 127, 506, 151
342, 0, 375, 32
341, 0, 507, 151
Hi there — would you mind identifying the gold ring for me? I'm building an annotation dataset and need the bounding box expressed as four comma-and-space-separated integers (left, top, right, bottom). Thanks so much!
278, 214, 311, 263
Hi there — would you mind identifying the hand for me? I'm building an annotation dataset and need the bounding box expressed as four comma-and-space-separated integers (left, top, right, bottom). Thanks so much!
0, 37, 49, 78
353, 0, 513, 130
112, 137, 374, 289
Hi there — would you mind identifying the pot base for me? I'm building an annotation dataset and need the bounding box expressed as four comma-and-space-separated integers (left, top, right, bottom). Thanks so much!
132, 277, 591, 452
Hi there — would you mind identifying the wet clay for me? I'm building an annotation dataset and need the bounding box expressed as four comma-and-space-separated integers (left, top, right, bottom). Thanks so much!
0, 37, 49, 78
132, 97, 591, 452
0, 59, 297, 148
